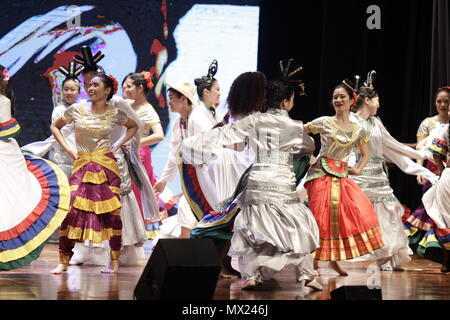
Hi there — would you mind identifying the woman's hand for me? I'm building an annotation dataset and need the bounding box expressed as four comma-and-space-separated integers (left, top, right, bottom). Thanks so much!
348, 166, 361, 175
416, 175, 427, 185
67, 149, 78, 161
154, 180, 167, 194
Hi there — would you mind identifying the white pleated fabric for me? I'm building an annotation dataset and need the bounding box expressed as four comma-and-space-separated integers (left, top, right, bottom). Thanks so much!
181, 109, 319, 282
349, 113, 439, 268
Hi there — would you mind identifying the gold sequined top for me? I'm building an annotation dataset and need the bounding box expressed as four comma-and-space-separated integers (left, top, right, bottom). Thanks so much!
134, 103, 160, 139
305, 116, 369, 162
417, 117, 447, 138
62, 101, 128, 152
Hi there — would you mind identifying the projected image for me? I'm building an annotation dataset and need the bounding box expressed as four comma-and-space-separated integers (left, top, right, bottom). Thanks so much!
0, 0, 260, 193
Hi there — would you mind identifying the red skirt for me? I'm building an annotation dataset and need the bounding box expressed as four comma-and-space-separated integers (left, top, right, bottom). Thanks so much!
305, 175, 384, 261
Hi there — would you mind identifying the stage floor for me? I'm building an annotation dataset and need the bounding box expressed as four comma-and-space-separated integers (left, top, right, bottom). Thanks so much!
0, 243, 448, 300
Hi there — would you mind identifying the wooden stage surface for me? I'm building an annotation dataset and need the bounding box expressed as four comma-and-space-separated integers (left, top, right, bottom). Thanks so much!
0, 243, 449, 301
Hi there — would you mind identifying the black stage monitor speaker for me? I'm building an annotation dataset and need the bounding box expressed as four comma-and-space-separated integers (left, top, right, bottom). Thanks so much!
330, 285, 382, 300
134, 238, 222, 300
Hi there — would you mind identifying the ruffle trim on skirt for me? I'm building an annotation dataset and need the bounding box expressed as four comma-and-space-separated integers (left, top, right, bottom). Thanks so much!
0, 155, 70, 269
314, 226, 384, 261
72, 195, 121, 215
61, 225, 122, 244
417, 226, 450, 263
82, 170, 108, 184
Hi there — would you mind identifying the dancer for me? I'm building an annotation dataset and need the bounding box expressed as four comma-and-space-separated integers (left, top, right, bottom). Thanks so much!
194, 59, 221, 123
48, 62, 83, 176
50, 73, 139, 274
184, 71, 267, 279
0, 64, 70, 270
182, 70, 322, 291
304, 79, 384, 276
405, 87, 450, 254
349, 71, 439, 271
69, 47, 158, 266
422, 120, 450, 271
121, 71, 166, 235
153, 79, 219, 238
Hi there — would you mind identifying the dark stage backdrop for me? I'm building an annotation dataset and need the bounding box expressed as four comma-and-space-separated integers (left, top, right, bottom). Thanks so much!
258, 0, 449, 210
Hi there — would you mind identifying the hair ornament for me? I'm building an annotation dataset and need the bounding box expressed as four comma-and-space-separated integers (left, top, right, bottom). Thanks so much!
73, 46, 105, 72
107, 75, 118, 95
58, 61, 83, 86
141, 71, 154, 89
364, 70, 377, 90
280, 58, 306, 96
206, 59, 218, 84
2, 68, 9, 83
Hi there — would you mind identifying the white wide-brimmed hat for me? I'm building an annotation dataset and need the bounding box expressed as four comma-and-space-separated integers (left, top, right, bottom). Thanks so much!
167, 81, 197, 106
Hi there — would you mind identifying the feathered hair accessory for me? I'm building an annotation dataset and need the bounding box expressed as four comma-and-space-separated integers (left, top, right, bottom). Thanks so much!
58, 61, 83, 86
364, 70, 376, 90
141, 71, 154, 89
279, 58, 306, 96
73, 46, 105, 72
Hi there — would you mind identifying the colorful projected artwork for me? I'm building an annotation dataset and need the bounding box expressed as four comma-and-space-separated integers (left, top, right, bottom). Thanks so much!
0, 0, 259, 193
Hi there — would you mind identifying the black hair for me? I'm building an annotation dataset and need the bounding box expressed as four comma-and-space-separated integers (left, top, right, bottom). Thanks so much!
226, 71, 267, 117
62, 77, 81, 92
0, 65, 16, 117
122, 72, 154, 95
194, 76, 217, 100
436, 87, 450, 138
331, 81, 356, 108
94, 73, 116, 100
82, 65, 105, 76
266, 79, 296, 110
355, 86, 378, 111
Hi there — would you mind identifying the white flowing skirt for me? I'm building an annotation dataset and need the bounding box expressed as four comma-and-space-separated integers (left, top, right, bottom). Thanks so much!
229, 163, 320, 281
350, 162, 412, 267
423, 168, 450, 229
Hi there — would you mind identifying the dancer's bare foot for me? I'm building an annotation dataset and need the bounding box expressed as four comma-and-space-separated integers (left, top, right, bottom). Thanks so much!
50, 264, 68, 274
305, 279, 323, 291
241, 279, 261, 290
101, 260, 119, 274
329, 261, 348, 276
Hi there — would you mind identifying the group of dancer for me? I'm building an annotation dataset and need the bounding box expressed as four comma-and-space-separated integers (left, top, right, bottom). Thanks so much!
0, 46, 449, 292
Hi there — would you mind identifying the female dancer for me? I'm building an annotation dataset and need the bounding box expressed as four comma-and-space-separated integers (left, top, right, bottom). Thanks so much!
404, 87, 450, 255
304, 79, 384, 276
70, 47, 158, 266
50, 73, 139, 274
121, 71, 166, 233
48, 62, 83, 177
184, 71, 267, 279
182, 74, 322, 291
349, 71, 438, 271
0, 64, 70, 270
194, 60, 221, 124
421, 121, 450, 271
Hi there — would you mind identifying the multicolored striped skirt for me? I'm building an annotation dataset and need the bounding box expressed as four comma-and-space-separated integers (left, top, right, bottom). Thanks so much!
59, 148, 122, 262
